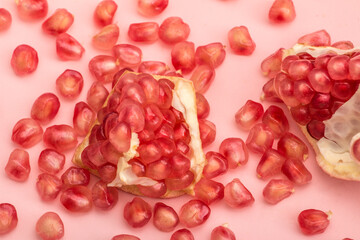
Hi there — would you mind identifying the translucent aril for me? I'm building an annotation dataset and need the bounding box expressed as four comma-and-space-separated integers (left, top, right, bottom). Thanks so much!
235, 100, 264, 130
137, 0, 168, 17
61, 167, 90, 187
86, 82, 109, 111
190, 64, 215, 94
195, 42, 226, 68
298, 209, 331, 235
159, 16, 190, 44
98, 163, 117, 183
203, 151, 228, 179
92, 24, 120, 50
128, 22, 159, 43
308, 68, 332, 93
165, 170, 194, 191
56, 69, 84, 99
297, 30, 331, 46
108, 122, 132, 153
327, 55, 350, 80
38, 149, 65, 174
170, 229, 194, 240
0, 8, 12, 31
43, 125, 78, 152
331, 40, 354, 50
11, 44, 38, 76
153, 202, 179, 232
16, 0, 48, 20
196, 93, 210, 119
94, 0, 118, 26
5, 149, 30, 182
262, 105, 289, 138
261, 48, 284, 78
268, 0, 296, 23
113, 44, 142, 68
56, 33, 85, 61
0, 203, 18, 235
36, 212, 64, 240
263, 179, 294, 204
171, 41, 196, 74
42, 8, 74, 35
224, 178, 254, 208
36, 173, 62, 201
179, 200, 211, 228
92, 180, 118, 210
256, 149, 286, 179
145, 158, 172, 180
282, 158, 312, 185
199, 119, 216, 148
60, 186, 93, 212
246, 123, 274, 154
11, 118, 43, 148
194, 178, 224, 205
290, 105, 311, 125
31, 93, 60, 125
349, 55, 360, 80
228, 26, 256, 55
73, 101, 95, 137
112, 235, 140, 240
137, 181, 167, 198
211, 225, 236, 240
138, 61, 168, 75
219, 138, 248, 168
88, 55, 119, 83
288, 59, 313, 81
123, 197, 152, 228
277, 132, 308, 161
168, 153, 190, 178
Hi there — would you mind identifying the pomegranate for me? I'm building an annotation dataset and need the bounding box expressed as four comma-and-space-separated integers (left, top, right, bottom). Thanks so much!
179, 200, 211, 228
298, 209, 331, 235
92, 180, 118, 210
159, 17, 190, 44
128, 22, 159, 43
113, 44, 142, 68
56, 69, 84, 99
61, 167, 90, 187
73, 102, 96, 137
224, 178, 254, 208
171, 41, 196, 74
170, 229, 194, 240
268, 0, 296, 23
11, 44, 38, 76
228, 26, 256, 55
0, 8, 12, 31
263, 179, 294, 204
16, 0, 48, 20
190, 64, 216, 93
43, 125, 78, 152
0, 203, 18, 235
38, 149, 65, 174
194, 178, 224, 204
5, 149, 31, 182
36, 173, 62, 201
195, 42, 226, 68
94, 0, 118, 26
88, 55, 119, 83
12, 118, 43, 148
31, 93, 60, 125
153, 202, 179, 232
92, 24, 120, 50
60, 186, 92, 212
56, 33, 85, 61
86, 81, 109, 111
112, 235, 140, 240
36, 212, 64, 240
123, 197, 152, 228
42, 8, 74, 35
235, 100, 264, 130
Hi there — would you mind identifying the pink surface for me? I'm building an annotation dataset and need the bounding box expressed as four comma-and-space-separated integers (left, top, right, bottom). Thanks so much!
1, 0, 360, 239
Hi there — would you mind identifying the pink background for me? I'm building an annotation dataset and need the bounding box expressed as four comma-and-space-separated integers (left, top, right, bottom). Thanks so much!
1, 0, 360, 239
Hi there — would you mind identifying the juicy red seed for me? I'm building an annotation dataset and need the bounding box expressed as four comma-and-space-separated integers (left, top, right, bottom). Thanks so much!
123, 197, 152, 228
92, 24, 119, 51
282, 158, 312, 185
349, 55, 360, 80
121, 82, 147, 104
314, 53, 335, 69
203, 151, 228, 179
174, 122, 191, 144
268, 0, 296, 23
89, 55, 119, 83
155, 124, 175, 140
331, 81, 358, 101
137, 0, 168, 16
332, 40, 354, 50
61, 167, 90, 187
351, 138, 360, 162
274, 73, 298, 106
12, 118, 43, 148
94, 0, 118, 26
261, 48, 284, 78
307, 120, 325, 140
86, 82, 109, 111
16, 0, 48, 20
42, 8, 74, 35
190, 64, 216, 93
262, 105, 289, 138
211, 226, 236, 240
278, 132, 309, 161
199, 119, 216, 148
228, 26, 256, 55
109, 122, 132, 153
36, 212, 64, 240
98, 163, 117, 183
256, 148, 286, 179
73, 101, 95, 137
100, 140, 122, 165
112, 69, 136, 88
196, 93, 210, 119
224, 178, 254, 208
281, 55, 299, 73
128, 22, 159, 43
153, 202, 179, 232
0, 8, 12, 31
165, 170, 194, 190
60, 186, 93, 212
288, 59, 313, 81
103, 112, 119, 138
138, 129, 155, 143
0, 203, 18, 235
290, 105, 311, 125
56, 33, 85, 61
31, 93, 60, 125
297, 52, 315, 61
164, 71, 183, 78
261, 78, 283, 103
129, 158, 146, 177
117, 99, 146, 132
294, 80, 315, 105
308, 108, 332, 121
235, 100, 264, 130
171, 41, 196, 74
92, 180, 118, 210
246, 123, 274, 154
138, 61, 168, 75
170, 229, 194, 240
43, 125, 78, 152
159, 16, 190, 44
263, 179, 294, 204
113, 44, 142, 68
138, 75, 160, 103
327, 55, 350, 80
298, 209, 330, 235
145, 158, 172, 180
308, 68, 332, 93
82, 142, 107, 170
168, 152, 190, 177
297, 30, 331, 46
194, 178, 224, 205
36, 173, 62, 201
331, 100, 344, 114
195, 42, 226, 68
138, 141, 163, 164
158, 81, 173, 109
56, 69, 84, 99
219, 138, 248, 168
5, 149, 30, 182
137, 181, 167, 198
38, 149, 65, 174
112, 235, 140, 240
11, 44, 38, 76
179, 200, 211, 228
310, 93, 332, 109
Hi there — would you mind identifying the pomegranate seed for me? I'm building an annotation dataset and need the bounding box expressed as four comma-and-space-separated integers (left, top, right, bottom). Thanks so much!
128, 22, 159, 43
349, 55, 360, 80
60, 186, 92, 212
92, 180, 118, 210
235, 100, 264, 130
92, 24, 120, 50
38, 149, 65, 174
277, 74, 301, 107
173, 122, 191, 144
129, 158, 146, 177
113, 44, 142, 68
124, 197, 152, 228
158, 81, 173, 109
277, 132, 308, 161
331, 81, 358, 101
137, 0, 168, 16
171, 41, 196, 74
89, 55, 119, 83
82, 142, 107, 169
0, 8, 12, 31
261, 48, 284, 78
16, 0, 48, 20
307, 120, 325, 140
98, 163, 117, 183
261, 78, 282, 103
43, 125, 78, 152
263, 179, 294, 204
138, 141, 162, 164
120, 82, 147, 104
108, 122, 131, 152
56, 33, 85, 61
153, 202, 179, 232
203, 151, 228, 179
112, 235, 140, 240
56, 69, 84, 99
281, 55, 299, 72
164, 71, 183, 78
146, 158, 172, 180
94, 0, 118, 26
171, 229, 194, 240
194, 178, 224, 205
36, 212, 64, 240
290, 105, 311, 125
117, 99, 146, 132
310, 92, 332, 109
61, 167, 90, 187
327, 55, 350, 80
86, 82, 109, 111
100, 140, 121, 165
159, 16, 190, 44
5, 149, 30, 182
138, 61, 168, 75
168, 152, 190, 177
195, 93, 210, 119
42, 8, 74, 35
308, 68, 332, 93
246, 123, 274, 154
331, 100, 344, 113
211, 225, 236, 240
228, 26, 256, 55
36, 173, 62, 201
219, 138, 248, 168
351, 137, 360, 162
224, 178, 254, 208
11, 118, 43, 148
138, 128, 155, 143
190, 64, 216, 93
179, 200, 211, 228
165, 171, 194, 191
137, 181, 167, 198
262, 105, 289, 138
268, 0, 296, 23
309, 107, 332, 121
162, 108, 176, 127
297, 30, 331, 46
73, 102, 95, 137
298, 52, 318, 61
314, 53, 335, 69
282, 158, 312, 185
332, 40, 354, 50
298, 209, 331, 235
256, 149, 286, 179
11, 44, 38, 76
31, 93, 60, 125
195, 42, 226, 68
199, 119, 216, 148
155, 124, 175, 140
288, 59, 313, 81
0, 203, 18, 235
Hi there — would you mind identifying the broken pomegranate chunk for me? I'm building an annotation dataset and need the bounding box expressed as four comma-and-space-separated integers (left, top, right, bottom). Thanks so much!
31, 93, 60, 125
128, 22, 159, 43
268, 0, 296, 23
228, 26, 256, 55
0, 203, 18, 235
56, 69, 84, 99
12, 118, 43, 148
211, 225, 236, 240
224, 178, 254, 208
123, 197, 152, 228
36, 173, 62, 201
36, 212, 64, 240
0, 8, 12, 31
43, 125, 78, 152
92, 24, 120, 50
298, 209, 331, 235
16, 0, 48, 20
11, 44, 38, 76
5, 149, 30, 182
235, 100, 264, 130
263, 179, 294, 204
179, 200, 211, 228
56, 33, 85, 61
153, 202, 179, 232
94, 0, 118, 26
170, 229, 194, 240
42, 8, 74, 35
60, 185, 92, 212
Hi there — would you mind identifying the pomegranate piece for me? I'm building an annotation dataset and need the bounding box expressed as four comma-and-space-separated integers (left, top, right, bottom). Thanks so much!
123, 197, 152, 228
94, 0, 118, 26
190, 64, 216, 93
137, 0, 168, 17
16, 0, 48, 20
268, 0, 296, 23
98, 163, 117, 183
349, 55, 360, 80
298, 209, 331, 235
137, 181, 167, 198
199, 119, 216, 148
0, 203, 18, 235
36, 212, 64, 240
263, 179, 294, 204
56, 69, 84, 99
92, 180, 118, 210
12, 118, 43, 148
138, 61, 168, 75
211, 226, 236, 240
327, 55, 350, 80
196, 93, 210, 119
56, 33, 85, 61
224, 178, 254, 208
5, 149, 30, 182
228, 26, 256, 55
112, 235, 140, 240
153, 202, 179, 232
165, 170, 194, 191
43, 125, 78, 152
113, 44, 142, 68
42, 8, 74, 35
60, 186, 92, 212
282, 158, 312, 185
128, 22, 159, 43
86, 82, 109, 111
288, 59, 313, 81
203, 151, 228, 179
290, 105, 311, 126
11, 44, 38, 76
118, 99, 146, 132
194, 178, 224, 205
195, 42, 226, 68
235, 100, 264, 130
179, 200, 211, 228
246, 123, 274, 154
31, 93, 60, 125
61, 167, 90, 187
277, 132, 308, 161
89, 55, 119, 83
38, 149, 65, 174
36, 173, 62, 201
73, 102, 95, 137
256, 149, 286, 179
261, 48, 284, 78
159, 16, 190, 44
262, 105, 289, 138
219, 138, 248, 168
145, 158, 172, 180
171, 229, 194, 240
307, 120, 325, 140
298, 30, 331, 46
0, 8, 12, 31
92, 24, 120, 50
308, 68, 332, 93
171, 41, 196, 74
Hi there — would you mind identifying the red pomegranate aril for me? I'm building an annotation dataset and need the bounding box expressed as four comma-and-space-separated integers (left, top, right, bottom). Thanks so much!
36, 212, 64, 240
157, 137, 176, 156
219, 138, 248, 168
112, 235, 140, 240
173, 122, 191, 144
158, 81, 173, 109
144, 104, 164, 131
128, 158, 146, 177
261, 78, 282, 103
211, 225, 236, 240
82, 142, 108, 169
138, 128, 155, 143
308, 68, 332, 93
108, 122, 132, 153
103, 112, 119, 138
228, 26, 256, 55
12, 118, 43, 148
60, 186, 92, 212
87, 82, 109, 112
160, 109, 177, 126
155, 123, 175, 140
100, 140, 122, 165
138, 141, 163, 164
5, 149, 30, 182
298, 51, 318, 60
307, 120, 325, 140
98, 163, 117, 183
235, 100, 264, 130
159, 17, 190, 44
56, 33, 85, 61
137, 0, 168, 17
195, 42, 226, 68
145, 158, 171, 180
121, 82, 146, 104
113, 44, 142, 68
36, 173, 62, 201
199, 119, 216, 148
293, 80, 315, 105
11, 44, 38, 76
190, 64, 216, 94
16, 0, 48, 20
89, 55, 119, 83
124, 197, 152, 228
281, 55, 299, 73
138, 75, 160, 103
224, 178, 254, 208
288, 59, 313, 81
195, 93, 210, 119
171, 41, 196, 74
349, 55, 360, 80
290, 105, 311, 125
56, 69, 84, 99
194, 178, 224, 205
170, 229, 194, 240
203, 151, 228, 179
256, 149, 286, 179
165, 170, 194, 190
118, 99, 146, 132
298, 209, 331, 235
92, 24, 119, 50
31, 93, 60, 125
92, 180, 118, 210
327, 55, 350, 80
89, 124, 106, 144
282, 158, 312, 184
94, 0, 118, 26
331, 81, 358, 101
331, 100, 344, 113
61, 167, 90, 187
0, 9, 12, 31
268, 0, 296, 23
246, 123, 274, 154
43, 125, 77, 152
73, 102, 95, 137
262, 105, 289, 138
261, 48, 284, 78
179, 200, 211, 228
138, 61, 168, 75
128, 22, 159, 43
298, 30, 331, 46
309, 107, 332, 121
137, 181, 167, 198
332, 40, 354, 50
168, 152, 190, 177
263, 179, 294, 204
310, 93, 332, 109
42, 8, 74, 35
38, 149, 65, 174
0, 203, 18, 235
153, 202, 179, 232
277, 132, 308, 161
